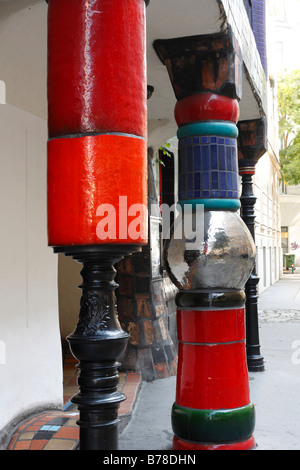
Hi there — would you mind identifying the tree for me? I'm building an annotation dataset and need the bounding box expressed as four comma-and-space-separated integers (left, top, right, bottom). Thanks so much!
278, 69, 300, 185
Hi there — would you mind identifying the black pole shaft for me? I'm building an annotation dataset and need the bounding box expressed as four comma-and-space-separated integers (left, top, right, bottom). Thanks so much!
240, 173, 265, 372
55, 246, 137, 450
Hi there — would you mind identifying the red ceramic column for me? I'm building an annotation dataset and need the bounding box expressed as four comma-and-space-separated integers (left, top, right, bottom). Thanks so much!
46, 0, 148, 450
47, 0, 148, 246
173, 306, 255, 450
154, 29, 256, 450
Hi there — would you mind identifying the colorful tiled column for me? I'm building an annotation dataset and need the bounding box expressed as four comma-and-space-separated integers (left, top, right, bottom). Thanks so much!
46, 0, 148, 450
154, 29, 256, 450
238, 118, 267, 372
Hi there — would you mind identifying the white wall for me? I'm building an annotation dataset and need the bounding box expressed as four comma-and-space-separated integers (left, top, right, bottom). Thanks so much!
254, 153, 282, 293
0, 103, 62, 443
0, 2, 47, 120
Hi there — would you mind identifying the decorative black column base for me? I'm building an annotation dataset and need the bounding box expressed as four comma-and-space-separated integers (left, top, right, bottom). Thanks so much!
54, 245, 141, 450
247, 352, 265, 372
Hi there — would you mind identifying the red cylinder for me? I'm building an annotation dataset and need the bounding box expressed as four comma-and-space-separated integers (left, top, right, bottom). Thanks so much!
173, 436, 256, 451
176, 308, 250, 410
47, 135, 148, 246
174, 93, 239, 127
47, 0, 148, 247
47, 0, 147, 138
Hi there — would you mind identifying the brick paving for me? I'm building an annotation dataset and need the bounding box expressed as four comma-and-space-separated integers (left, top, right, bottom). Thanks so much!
6, 350, 141, 451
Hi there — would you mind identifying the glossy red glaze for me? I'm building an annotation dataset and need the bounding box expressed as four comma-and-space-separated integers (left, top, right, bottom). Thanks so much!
174, 93, 239, 126
239, 170, 256, 175
173, 436, 256, 451
47, 0, 147, 138
176, 307, 250, 409
177, 309, 245, 344
47, 134, 148, 246
176, 341, 250, 409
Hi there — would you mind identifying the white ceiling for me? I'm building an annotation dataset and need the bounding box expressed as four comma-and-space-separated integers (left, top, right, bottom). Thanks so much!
0, 0, 263, 151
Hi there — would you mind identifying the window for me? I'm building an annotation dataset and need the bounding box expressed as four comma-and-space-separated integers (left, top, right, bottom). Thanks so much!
280, 181, 287, 194
281, 226, 289, 253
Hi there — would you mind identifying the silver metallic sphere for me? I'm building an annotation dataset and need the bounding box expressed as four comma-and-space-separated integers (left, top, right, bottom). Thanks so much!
164, 210, 255, 291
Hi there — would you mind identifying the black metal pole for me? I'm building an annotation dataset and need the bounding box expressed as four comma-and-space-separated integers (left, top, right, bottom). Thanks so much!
240, 174, 265, 372
238, 118, 267, 373
55, 245, 139, 450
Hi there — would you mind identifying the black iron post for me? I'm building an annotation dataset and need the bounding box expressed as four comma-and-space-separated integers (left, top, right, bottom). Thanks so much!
55, 246, 139, 450
238, 118, 267, 372
240, 174, 264, 371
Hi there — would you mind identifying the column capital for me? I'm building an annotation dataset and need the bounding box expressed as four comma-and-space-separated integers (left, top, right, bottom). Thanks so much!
153, 27, 243, 101
237, 117, 268, 174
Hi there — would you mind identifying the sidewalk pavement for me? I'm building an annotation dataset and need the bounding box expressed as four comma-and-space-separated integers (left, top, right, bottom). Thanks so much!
7, 273, 300, 451
119, 273, 300, 451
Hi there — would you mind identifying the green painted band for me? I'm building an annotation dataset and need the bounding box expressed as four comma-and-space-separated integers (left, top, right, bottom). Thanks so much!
172, 402, 255, 444
177, 122, 239, 139
178, 199, 241, 211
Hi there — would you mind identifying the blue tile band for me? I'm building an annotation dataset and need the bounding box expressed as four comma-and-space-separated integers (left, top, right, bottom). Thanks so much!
177, 122, 239, 140
178, 198, 241, 211
178, 135, 239, 200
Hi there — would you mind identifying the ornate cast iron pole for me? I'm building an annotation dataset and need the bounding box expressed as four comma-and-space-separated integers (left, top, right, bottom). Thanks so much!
154, 28, 257, 450
238, 118, 267, 372
46, 0, 148, 450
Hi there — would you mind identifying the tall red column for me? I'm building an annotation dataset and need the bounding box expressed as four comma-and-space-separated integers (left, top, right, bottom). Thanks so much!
154, 29, 256, 450
46, 0, 148, 450
47, 0, 148, 246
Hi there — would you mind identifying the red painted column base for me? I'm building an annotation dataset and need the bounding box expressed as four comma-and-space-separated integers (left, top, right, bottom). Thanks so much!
172, 308, 255, 450
173, 435, 256, 451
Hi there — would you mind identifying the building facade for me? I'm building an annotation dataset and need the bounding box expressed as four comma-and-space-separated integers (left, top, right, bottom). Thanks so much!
268, 0, 300, 268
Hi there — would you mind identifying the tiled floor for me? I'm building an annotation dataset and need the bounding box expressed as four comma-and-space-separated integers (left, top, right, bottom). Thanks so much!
7, 350, 141, 450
